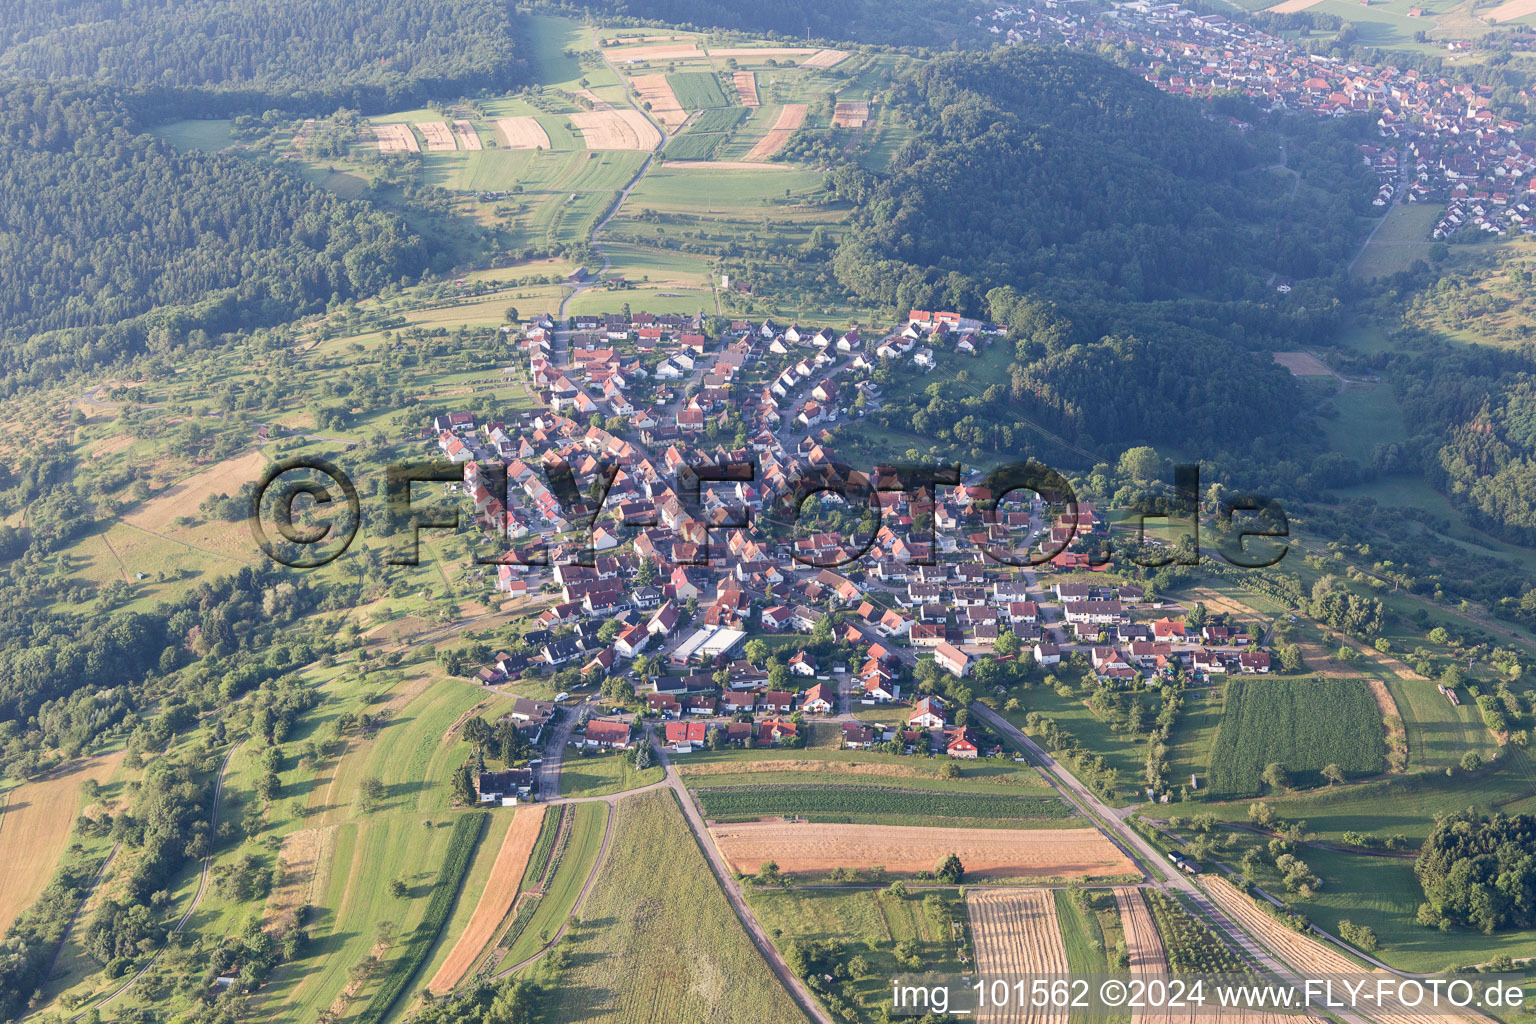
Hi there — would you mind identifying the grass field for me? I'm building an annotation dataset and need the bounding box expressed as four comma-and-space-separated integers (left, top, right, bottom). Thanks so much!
558, 750, 664, 798
691, 784, 1073, 827
1352, 203, 1445, 279
542, 790, 806, 1024
1322, 382, 1409, 465
501, 802, 607, 966
748, 887, 970, 1016
1054, 889, 1124, 1024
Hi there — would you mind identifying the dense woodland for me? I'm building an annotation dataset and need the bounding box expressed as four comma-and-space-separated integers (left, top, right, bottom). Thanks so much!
0, 0, 525, 110
0, 82, 435, 395
1415, 812, 1536, 934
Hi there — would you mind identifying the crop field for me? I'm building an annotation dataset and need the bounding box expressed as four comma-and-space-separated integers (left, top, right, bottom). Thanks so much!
1205, 677, 1385, 797
689, 107, 747, 133
691, 784, 1072, 827
499, 802, 606, 966
748, 887, 970, 1012
832, 100, 870, 128
631, 74, 687, 129
707, 822, 1136, 880
419, 121, 456, 151
495, 116, 551, 150
673, 748, 1051, 786
428, 804, 546, 993
373, 123, 419, 153
743, 104, 806, 161
733, 71, 759, 106
543, 790, 804, 1024
667, 71, 729, 108
678, 761, 1052, 793
968, 889, 1069, 1024
570, 109, 662, 151
453, 120, 481, 150
664, 132, 726, 160
0, 751, 124, 934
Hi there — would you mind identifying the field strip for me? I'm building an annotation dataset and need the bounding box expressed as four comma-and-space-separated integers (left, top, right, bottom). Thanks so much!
570, 109, 661, 151
1265, 0, 1324, 10
1202, 877, 1486, 1024
453, 120, 482, 151
604, 43, 700, 61
429, 805, 547, 993
832, 101, 870, 128
496, 117, 551, 150
733, 71, 760, 107
967, 889, 1068, 1024
419, 121, 457, 151
743, 104, 807, 162
708, 47, 821, 59
0, 751, 125, 935
265, 825, 336, 934
1485, 0, 1536, 21
632, 74, 687, 129
803, 49, 850, 68
1115, 886, 1181, 1024
373, 123, 419, 153
658, 160, 785, 169
706, 822, 1134, 879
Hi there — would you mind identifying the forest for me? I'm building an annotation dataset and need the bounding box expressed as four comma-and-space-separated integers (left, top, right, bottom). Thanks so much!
1415, 812, 1536, 934
0, 0, 525, 110
0, 82, 433, 395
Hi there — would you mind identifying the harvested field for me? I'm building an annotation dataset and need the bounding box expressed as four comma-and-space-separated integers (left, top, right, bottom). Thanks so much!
743, 104, 806, 162
1265, 0, 1324, 10
454, 120, 482, 151
707, 823, 1134, 879
1273, 351, 1333, 377
968, 889, 1068, 1024
733, 71, 759, 107
803, 49, 850, 68
125, 449, 268, 532
496, 117, 551, 150
420, 121, 457, 152
1487, 0, 1536, 21
0, 752, 124, 934
267, 826, 337, 934
606, 43, 699, 61
632, 74, 687, 129
570, 109, 661, 151
709, 47, 820, 59
428, 804, 547, 993
374, 123, 419, 153
832, 101, 870, 128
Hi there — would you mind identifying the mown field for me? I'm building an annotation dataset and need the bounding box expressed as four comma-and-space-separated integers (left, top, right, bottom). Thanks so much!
540, 790, 805, 1024
692, 784, 1072, 827
1206, 677, 1385, 797
558, 750, 664, 798
500, 802, 607, 967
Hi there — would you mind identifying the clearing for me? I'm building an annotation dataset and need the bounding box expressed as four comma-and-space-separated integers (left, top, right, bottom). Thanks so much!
968, 888, 1069, 1024
631, 75, 688, 129
570, 109, 662, 151
1272, 351, 1334, 377
428, 804, 546, 993
124, 449, 268, 532
706, 823, 1135, 880
743, 104, 807, 162
0, 752, 124, 934
265, 825, 337, 935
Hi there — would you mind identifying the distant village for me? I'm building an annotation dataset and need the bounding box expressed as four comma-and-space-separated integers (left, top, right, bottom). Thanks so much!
984, 0, 1536, 239
429, 310, 1277, 805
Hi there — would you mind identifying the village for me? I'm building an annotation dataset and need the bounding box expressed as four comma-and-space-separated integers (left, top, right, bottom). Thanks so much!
984, 0, 1536, 239
428, 308, 1278, 806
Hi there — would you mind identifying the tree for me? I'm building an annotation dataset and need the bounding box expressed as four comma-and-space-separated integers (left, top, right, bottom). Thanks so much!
935, 853, 964, 884
1261, 762, 1290, 793
1321, 764, 1345, 786
634, 558, 658, 586
1118, 446, 1162, 483
632, 742, 653, 770
940, 761, 961, 779
450, 764, 476, 806
744, 638, 768, 666
388, 878, 408, 899
504, 305, 520, 324
993, 630, 1020, 657
1460, 751, 1483, 772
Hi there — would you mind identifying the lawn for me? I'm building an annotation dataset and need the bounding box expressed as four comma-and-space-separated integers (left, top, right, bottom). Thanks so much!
540, 790, 807, 1024
747, 887, 971, 1017
690, 783, 1073, 827
1205, 676, 1385, 797
558, 749, 665, 798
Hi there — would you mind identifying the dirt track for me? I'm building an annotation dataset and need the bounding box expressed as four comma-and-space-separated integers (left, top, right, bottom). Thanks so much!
706, 822, 1134, 879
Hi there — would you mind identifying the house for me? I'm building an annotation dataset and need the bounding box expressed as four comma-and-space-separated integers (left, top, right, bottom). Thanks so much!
801, 682, 835, 714
1033, 642, 1061, 666
720, 690, 757, 714
647, 693, 682, 716
614, 623, 650, 658
908, 696, 947, 730
841, 723, 878, 749
584, 718, 632, 749
1238, 651, 1272, 674
756, 718, 798, 746
787, 651, 818, 677
760, 690, 795, 714
664, 720, 709, 752
476, 768, 535, 805
944, 727, 980, 759
934, 641, 971, 678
